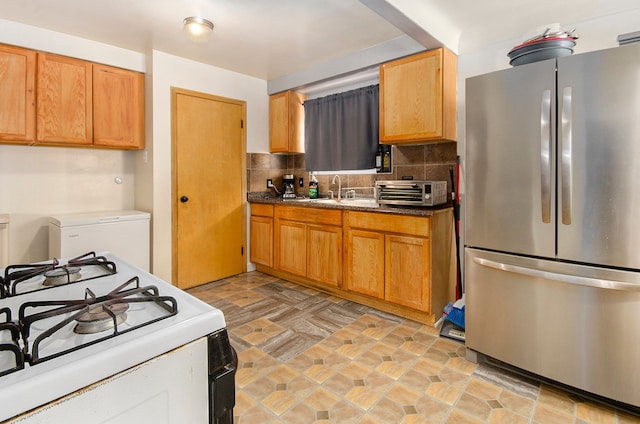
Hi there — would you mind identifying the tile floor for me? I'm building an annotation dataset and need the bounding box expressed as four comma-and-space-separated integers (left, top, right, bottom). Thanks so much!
188, 272, 640, 424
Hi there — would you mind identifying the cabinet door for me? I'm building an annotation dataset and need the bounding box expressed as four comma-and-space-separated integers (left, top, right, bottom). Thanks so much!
37, 53, 92, 145
269, 91, 305, 153
0, 44, 36, 143
344, 228, 384, 298
380, 48, 456, 143
385, 234, 431, 312
93, 64, 145, 149
276, 220, 306, 276
307, 224, 342, 287
250, 216, 273, 267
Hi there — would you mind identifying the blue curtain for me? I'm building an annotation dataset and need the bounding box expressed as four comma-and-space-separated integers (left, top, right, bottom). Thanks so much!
304, 84, 379, 171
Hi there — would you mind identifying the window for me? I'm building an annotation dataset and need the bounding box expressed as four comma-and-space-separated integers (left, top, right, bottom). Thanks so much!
304, 84, 379, 172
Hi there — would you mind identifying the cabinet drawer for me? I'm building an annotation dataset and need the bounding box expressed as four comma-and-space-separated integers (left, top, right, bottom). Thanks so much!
344, 211, 430, 238
276, 205, 342, 226
251, 203, 274, 218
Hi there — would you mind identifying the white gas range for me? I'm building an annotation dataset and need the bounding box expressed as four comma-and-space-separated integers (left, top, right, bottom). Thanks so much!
0, 252, 236, 423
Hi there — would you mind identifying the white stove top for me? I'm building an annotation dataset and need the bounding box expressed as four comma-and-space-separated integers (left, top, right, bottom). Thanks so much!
0, 252, 226, 422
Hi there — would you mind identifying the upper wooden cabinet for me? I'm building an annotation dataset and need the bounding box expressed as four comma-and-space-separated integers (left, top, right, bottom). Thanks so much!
0, 44, 36, 143
93, 64, 145, 149
0, 43, 144, 150
269, 90, 306, 153
379, 48, 457, 144
37, 53, 93, 145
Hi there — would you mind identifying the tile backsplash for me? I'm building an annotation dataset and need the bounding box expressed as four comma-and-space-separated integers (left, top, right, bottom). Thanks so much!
247, 142, 458, 197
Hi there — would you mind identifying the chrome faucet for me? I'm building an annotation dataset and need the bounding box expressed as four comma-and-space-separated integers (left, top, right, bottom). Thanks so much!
332, 175, 342, 201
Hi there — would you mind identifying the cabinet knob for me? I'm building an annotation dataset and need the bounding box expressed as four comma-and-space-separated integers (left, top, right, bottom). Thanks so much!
180, 196, 189, 203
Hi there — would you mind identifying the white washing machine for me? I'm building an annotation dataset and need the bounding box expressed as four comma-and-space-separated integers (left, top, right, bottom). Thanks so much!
49, 210, 151, 271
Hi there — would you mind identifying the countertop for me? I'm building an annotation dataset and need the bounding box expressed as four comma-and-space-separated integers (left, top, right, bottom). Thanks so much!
247, 192, 452, 217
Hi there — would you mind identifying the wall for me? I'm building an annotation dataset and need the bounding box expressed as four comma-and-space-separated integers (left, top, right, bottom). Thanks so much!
146, 50, 268, 282
0, 19, 145, 263
247, 143, 457, 197
0, 20, 270, 272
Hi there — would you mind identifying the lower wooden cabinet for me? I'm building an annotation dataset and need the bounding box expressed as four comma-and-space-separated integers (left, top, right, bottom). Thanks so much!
249, 204, 274, 268
344, 213, 433, 312
344, 229, 384, 298
277, 220, 306, 276
385, 234, 431, 311
250, 202, 453, 325
274, 206, 342, 286
307, 224, 342, 287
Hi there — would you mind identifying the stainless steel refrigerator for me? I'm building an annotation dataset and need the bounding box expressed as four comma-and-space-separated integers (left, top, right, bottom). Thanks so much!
465, 42, 640, 408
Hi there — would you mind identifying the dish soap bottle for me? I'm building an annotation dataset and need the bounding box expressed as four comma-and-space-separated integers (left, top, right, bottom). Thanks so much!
308, 173, 318, 199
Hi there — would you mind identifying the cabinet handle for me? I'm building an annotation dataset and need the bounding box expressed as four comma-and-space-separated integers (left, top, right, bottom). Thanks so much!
560, 87, 573, 225
540, 89, 552, 223
180, 196, 189, 203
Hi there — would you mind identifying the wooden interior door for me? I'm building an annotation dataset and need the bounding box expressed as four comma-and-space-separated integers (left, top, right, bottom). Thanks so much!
172, 88, 246, 289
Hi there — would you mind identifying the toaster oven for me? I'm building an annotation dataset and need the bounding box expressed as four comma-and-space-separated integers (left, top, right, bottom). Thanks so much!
375, 180, 448, 206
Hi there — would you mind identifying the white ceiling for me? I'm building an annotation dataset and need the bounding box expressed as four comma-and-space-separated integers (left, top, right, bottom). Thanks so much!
0, 0, 638, 81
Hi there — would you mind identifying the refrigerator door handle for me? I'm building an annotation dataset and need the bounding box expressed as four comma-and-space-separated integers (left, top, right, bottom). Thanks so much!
560, 87, 573, 225
540, 90, 552, 223
474, 257, 640, 291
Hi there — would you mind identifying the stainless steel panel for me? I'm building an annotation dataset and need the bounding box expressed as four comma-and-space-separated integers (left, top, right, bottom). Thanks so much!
557, 43, 640, 269
465, 59, 556, 257
466, 248, 640, 407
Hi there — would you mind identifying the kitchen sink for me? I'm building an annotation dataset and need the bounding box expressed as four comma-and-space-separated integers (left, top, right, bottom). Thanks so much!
290, 198, 379, 208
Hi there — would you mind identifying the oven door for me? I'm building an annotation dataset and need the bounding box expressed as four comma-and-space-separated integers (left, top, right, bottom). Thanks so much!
6, 338, 210, 424
208, 329, 237, 424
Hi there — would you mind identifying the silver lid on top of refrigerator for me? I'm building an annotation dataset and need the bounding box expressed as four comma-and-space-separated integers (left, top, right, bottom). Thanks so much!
508, 38, 576, 66
508, 27, 578, 67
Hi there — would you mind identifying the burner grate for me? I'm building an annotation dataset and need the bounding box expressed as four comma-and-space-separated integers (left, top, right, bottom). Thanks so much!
0, 307, 24, 377
2, 252, 117, 297
18, 276, 177, 365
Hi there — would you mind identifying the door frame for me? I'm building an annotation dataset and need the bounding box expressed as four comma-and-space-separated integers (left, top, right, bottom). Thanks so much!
170, 87, 247, 286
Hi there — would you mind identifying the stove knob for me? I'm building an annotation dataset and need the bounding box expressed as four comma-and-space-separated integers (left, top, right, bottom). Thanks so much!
180, 196, 189, 203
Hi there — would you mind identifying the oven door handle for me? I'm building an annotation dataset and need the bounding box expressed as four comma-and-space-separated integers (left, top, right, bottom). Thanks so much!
474, 257, 640, 291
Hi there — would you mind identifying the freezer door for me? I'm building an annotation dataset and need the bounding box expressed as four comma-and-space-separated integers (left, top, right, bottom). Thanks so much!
466, 248, 640, 408
557, 43, 640, 269
465, 59, 556, 257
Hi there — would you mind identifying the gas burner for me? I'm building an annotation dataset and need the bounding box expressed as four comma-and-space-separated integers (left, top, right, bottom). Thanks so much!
43, 267, 81, 287
74, 302, 129, 334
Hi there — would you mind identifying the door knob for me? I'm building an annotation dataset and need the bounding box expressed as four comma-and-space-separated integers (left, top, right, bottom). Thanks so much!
180, 196, 189, 203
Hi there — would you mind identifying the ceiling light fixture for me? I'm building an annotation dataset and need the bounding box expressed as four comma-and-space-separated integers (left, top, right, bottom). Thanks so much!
183, 16, 214, 37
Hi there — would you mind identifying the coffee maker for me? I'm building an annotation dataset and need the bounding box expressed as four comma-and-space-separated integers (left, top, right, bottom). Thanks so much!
282, 174, 296, 199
